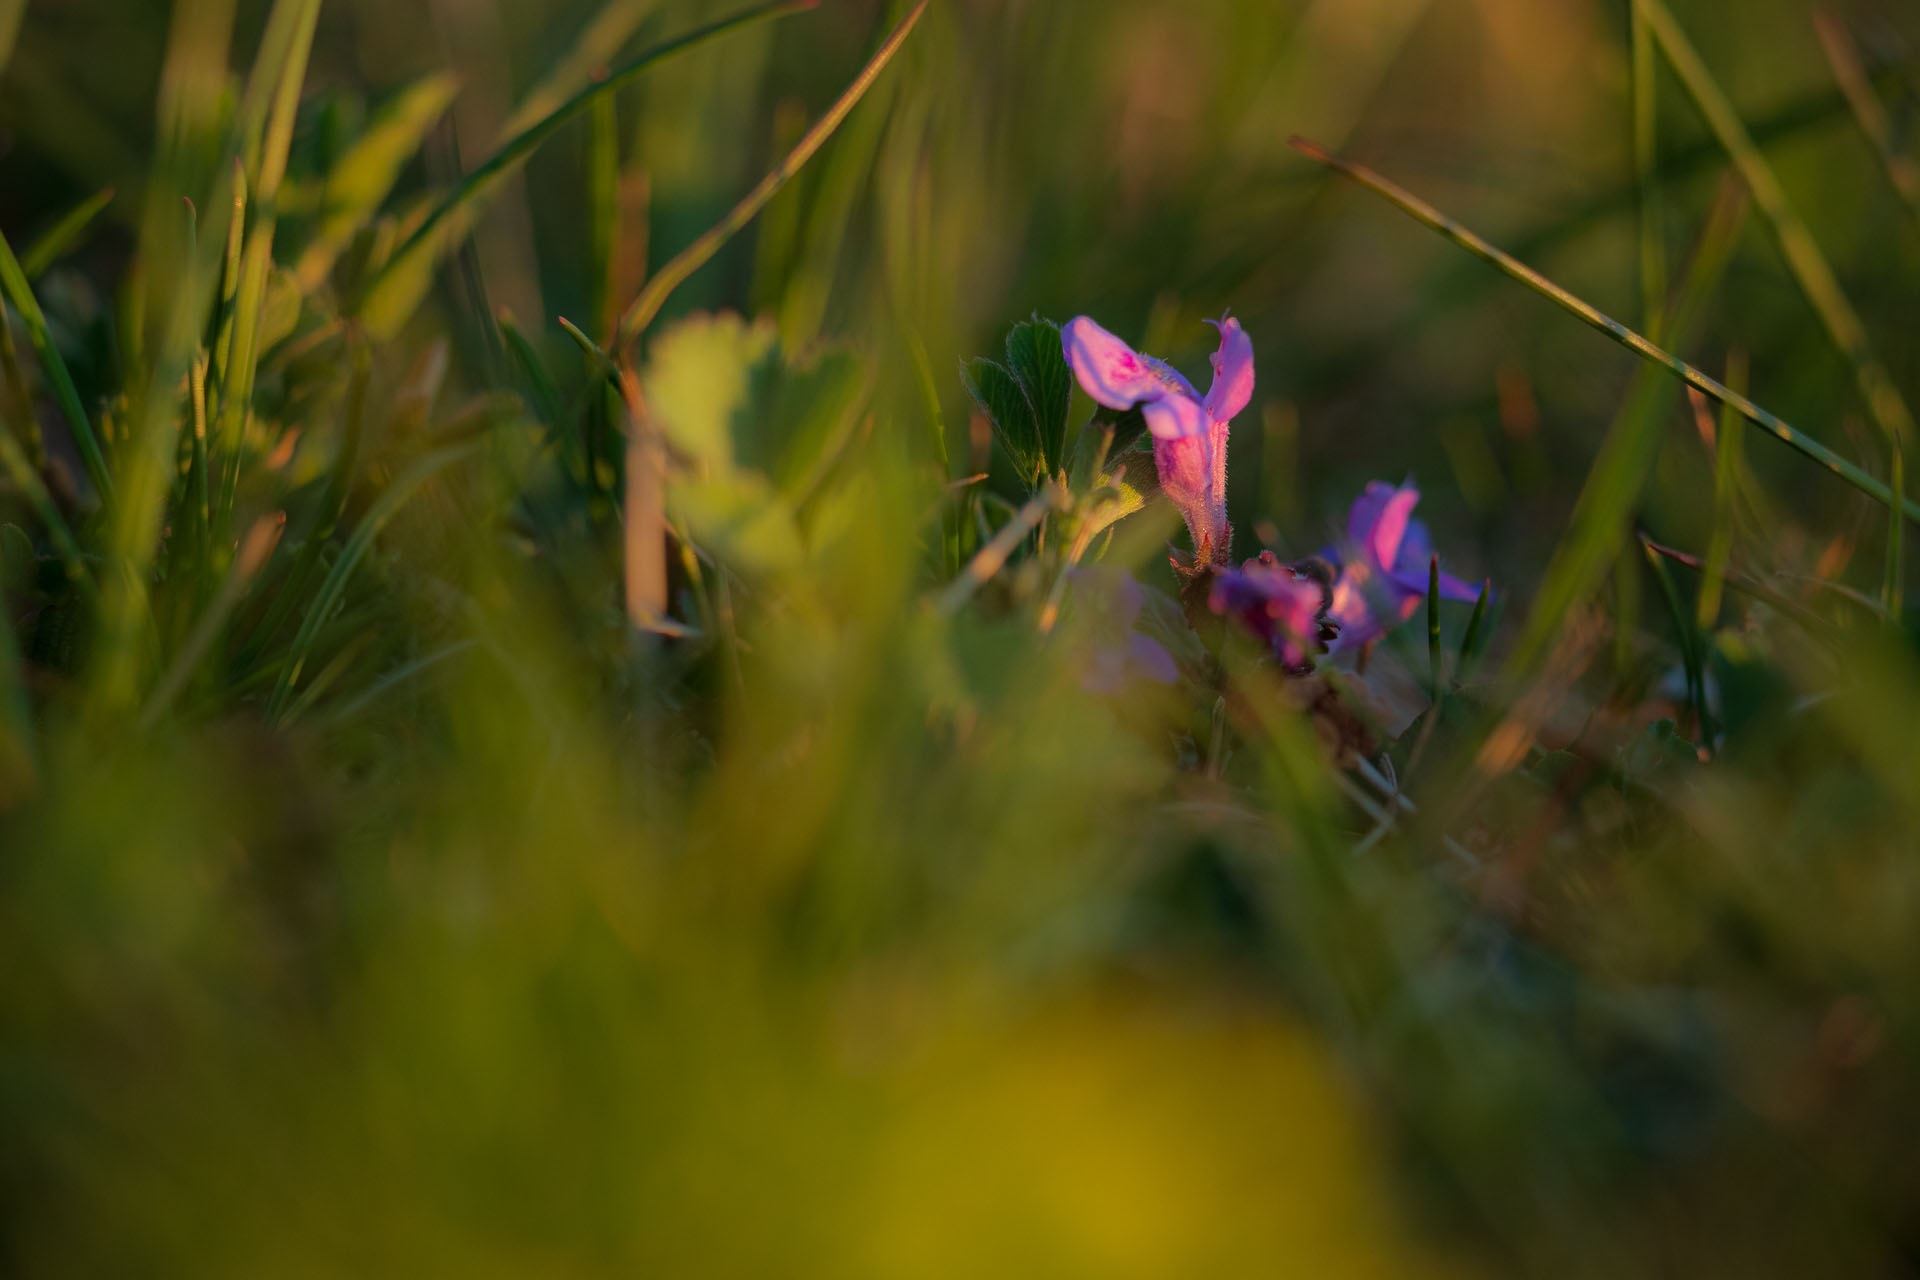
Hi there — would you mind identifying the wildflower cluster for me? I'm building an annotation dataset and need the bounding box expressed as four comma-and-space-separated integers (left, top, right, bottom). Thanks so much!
1052, 314, 1486, 679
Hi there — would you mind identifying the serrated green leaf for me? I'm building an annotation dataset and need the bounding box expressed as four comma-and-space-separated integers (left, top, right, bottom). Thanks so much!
643, 313, 779, 474
1004, 317, 1071, 474
960, 356, 1043, 488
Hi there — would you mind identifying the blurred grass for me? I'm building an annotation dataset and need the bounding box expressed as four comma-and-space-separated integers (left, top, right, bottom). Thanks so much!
4, 0, 1920, 1275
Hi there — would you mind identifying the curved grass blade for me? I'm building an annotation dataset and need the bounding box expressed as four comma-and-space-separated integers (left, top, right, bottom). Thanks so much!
613, 0, 929, 354
1697, 350, 1747, 626
1288, 136, 1920, 526
0, 226, 111, 500
20, 188, 116, 279
267, 439, 478, 722
1639, 0, 1915, 455
377, 0, 815, 294
1642, 537, 1710, 745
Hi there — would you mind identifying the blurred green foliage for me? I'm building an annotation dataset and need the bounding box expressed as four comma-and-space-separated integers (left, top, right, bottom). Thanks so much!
3, 0, 1920, 1275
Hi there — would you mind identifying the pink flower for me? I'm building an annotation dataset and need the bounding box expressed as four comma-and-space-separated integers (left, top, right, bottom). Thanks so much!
1208, 551, 1338, 674
1062, 313, 1253, 565
1328, 481, 1482, 651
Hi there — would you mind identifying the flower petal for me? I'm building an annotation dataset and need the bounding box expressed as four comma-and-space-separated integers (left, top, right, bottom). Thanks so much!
1202, 314, 1254, 423
1142, 393, 1210, 441
1062, 315, 1163, 411
1367, 484, 1420, 570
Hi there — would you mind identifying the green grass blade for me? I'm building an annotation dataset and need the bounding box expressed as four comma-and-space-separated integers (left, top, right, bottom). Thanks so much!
267, 440, 477, 722
1813, 11, 1920, 225
294, 72, 459, 291
214, 0, 320, 523
1697, 350, 1746, 627
1630, 0, 1666, 342
1639, 0, 1915, 455
1645, 537, 1833, 635
375, 0, 814, 301
613, 0, 928, 354
0, 226, 112, 500
0, 424, 89, 586
19, 188, 116, 280
1642, 537, 1709, 745
1288, 136, 1920, 526
1459, 579, 1491, 666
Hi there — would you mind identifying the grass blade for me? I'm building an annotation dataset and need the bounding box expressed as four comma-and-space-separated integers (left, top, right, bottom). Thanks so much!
1813, 11, 1920, 225
1288, 135, 1920, 526
1697, 349, 1747, 626
19, 188, 116, 280
214, 0, 320, 523
613, 0, 929, 353
267, 440, 477, 721
0, 226, 111, 500
374, 0, 814, 303
1460, 579, 1492, 667
1630, 0, 1666, 341
1639, 0, 1915, 456
293, 72, 459, 291
1642, 536, 1710, 746
1644, 537, 1833, 635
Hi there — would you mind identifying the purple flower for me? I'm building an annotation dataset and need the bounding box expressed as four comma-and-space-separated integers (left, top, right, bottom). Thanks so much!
1328, 480, 1482, 652
1062, 313, 1254, 566
1073, 567, 1180, 694
1208, 551, 1338, 674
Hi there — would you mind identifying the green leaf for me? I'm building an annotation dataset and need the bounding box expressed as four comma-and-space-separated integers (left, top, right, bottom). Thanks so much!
640, 312, 871, 577
1004, 317, 1071, 475
960, 356, 1043, 488
643, 313, 779, 474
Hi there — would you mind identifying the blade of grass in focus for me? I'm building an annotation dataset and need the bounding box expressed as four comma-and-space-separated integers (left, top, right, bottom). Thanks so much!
1288, 137, 1920, 528
1639, 0, 1915, 459
19, 188, 117, 279
1814, 10, 1920, 225
366, 0, 814, 331
612, 1, 929, 354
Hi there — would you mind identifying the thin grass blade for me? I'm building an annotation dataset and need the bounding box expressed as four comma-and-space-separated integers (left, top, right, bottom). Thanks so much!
1289, 135, 1920, 525
267, 440, 478, 721
1639, 0, 1916, 456
613, 0, 928, 353
1814, 10, 1920, 224
375, 0, 813, 303
20, 188, 116, 280
0, 227, 111, 500
1642, 536, 1710, 745
1697, 349, 1747, 626
1631, 0, 1667, 341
